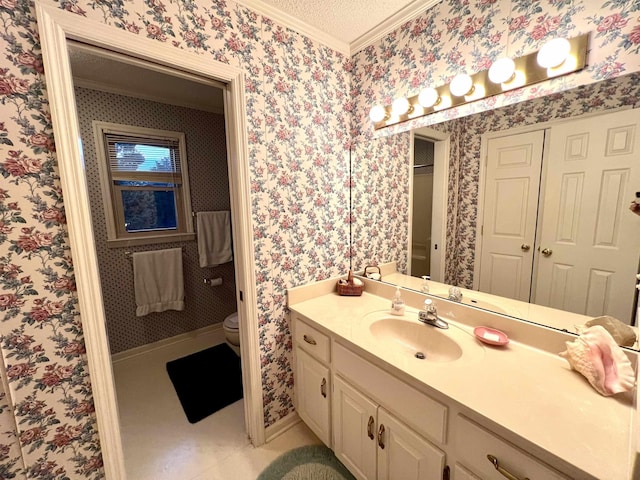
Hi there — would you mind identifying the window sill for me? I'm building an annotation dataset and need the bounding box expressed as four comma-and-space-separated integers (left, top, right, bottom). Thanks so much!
106, 233, 195, 248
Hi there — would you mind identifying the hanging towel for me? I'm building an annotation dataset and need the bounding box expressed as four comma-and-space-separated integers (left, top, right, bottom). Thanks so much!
133, 248, 184, 316
197, 211, 232, 267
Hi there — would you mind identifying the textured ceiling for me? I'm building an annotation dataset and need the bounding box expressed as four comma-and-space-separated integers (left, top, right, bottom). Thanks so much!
69, 45, 224, 113
257, 0, 421, 45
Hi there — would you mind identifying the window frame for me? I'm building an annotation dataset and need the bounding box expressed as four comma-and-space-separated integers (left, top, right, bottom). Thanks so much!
93, 121, 194, 247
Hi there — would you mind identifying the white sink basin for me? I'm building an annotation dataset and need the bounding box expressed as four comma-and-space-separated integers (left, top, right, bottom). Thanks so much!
370, 318, 463, 362
359, 311, 484, 363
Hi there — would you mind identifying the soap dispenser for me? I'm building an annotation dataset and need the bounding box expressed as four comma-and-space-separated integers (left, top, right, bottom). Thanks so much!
421, 275, 430, 293
391, 287, 405, 315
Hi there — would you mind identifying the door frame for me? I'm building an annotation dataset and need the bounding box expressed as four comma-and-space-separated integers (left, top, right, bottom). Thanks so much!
35, 3, 263, 478
408, 127, 449, 282
473, 106, 633, 291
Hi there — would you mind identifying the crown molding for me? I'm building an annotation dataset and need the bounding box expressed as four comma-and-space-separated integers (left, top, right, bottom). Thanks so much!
72, 77, 224, 114
235, 0, 350, 55
350, 0, 443, 56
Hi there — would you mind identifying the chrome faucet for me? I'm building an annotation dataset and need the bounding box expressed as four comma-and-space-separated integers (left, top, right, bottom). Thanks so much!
448, 286, 463, 302
418, 299, 449, 329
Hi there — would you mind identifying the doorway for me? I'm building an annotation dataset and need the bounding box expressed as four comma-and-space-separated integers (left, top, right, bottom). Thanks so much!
408, 127, 449, 283
410, 136, 435, 278
68, 43, 249, 477
36, 4, 262, 478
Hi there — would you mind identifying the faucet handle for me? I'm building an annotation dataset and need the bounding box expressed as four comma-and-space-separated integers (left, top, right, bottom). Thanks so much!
423, 299, 437, 314
448, 286, 463, 302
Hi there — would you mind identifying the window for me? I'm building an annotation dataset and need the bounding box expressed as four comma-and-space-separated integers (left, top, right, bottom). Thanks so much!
94, 122, 194, 245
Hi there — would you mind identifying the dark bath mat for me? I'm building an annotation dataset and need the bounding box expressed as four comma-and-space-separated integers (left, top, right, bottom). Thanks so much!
166, 343, 243, 423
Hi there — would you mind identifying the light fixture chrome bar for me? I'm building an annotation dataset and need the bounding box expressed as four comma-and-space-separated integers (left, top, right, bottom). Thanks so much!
372, 33, 589, 130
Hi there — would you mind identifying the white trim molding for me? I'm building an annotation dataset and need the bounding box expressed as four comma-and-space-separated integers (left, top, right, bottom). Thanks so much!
350, 0, 443, 55
34, 4, 264, 479
236, 0, 349, 54
237, 0, 443, 57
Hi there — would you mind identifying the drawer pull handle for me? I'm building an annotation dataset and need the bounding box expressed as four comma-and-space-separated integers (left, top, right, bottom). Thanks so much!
367, 416, 375, 440
320, 378, 327, 398
487, 455, 530, 480
377, 424, 385, 449
303, 335, 317, 345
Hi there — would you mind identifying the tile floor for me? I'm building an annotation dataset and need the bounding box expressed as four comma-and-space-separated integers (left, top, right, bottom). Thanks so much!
112, 337, 320, 480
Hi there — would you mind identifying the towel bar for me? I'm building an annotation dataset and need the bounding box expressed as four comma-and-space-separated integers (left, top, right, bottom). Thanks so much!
124, 247, 186, 260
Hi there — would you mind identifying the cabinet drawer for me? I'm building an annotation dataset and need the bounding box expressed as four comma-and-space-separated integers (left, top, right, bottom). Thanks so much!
334, 342, 447, 445
455, 415, 570, 480
293, 317, 330, 363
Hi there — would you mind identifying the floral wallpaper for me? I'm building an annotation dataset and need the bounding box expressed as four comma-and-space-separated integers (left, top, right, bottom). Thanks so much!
1, 0, 350, 476
350, 0, 640, 283
0, 0, 639, 477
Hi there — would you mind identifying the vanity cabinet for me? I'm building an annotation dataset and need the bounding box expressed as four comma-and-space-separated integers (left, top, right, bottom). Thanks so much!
333, 375, 446, 480
453, 414, 570, 480
291, 313, 582, 480
293, 320, 331, 446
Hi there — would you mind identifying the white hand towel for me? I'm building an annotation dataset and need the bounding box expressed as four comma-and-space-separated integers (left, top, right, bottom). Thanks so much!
197, 211, 232, 267
133, 248, 184, 316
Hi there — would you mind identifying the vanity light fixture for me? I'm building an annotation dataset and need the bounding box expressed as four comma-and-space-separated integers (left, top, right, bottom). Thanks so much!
370, 33, 589, 130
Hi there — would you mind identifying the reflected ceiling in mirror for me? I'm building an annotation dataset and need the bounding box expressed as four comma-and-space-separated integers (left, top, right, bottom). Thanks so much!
351, 71, 640, 350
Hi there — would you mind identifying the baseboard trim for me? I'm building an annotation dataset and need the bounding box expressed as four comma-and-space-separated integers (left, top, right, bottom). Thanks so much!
111, 323, 225, 364
264, 412, 301, 443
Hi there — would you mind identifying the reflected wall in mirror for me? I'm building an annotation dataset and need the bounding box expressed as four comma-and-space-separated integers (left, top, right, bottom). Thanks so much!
353, 72, 640, 348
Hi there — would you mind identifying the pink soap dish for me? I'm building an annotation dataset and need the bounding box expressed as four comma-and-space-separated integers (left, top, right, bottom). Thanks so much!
474, 326, 509, 346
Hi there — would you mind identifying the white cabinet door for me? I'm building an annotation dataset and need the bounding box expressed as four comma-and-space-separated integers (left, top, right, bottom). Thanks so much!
377, 407, 445, 480
333, 376, 377, 480
295, 348, 331, 446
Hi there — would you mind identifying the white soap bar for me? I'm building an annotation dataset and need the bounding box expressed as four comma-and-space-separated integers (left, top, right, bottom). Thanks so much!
483, 332, 501, 342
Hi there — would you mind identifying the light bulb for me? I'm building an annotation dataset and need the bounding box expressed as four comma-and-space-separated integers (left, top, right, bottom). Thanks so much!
488, 57, 516, 84
450, 73, 473, 97
465, 83, 485, 102
537, 37, 571, 69
418, 87, 440, 108
392, 97, 411, 116
434, 94, 452, 111
369, 105, 387, 123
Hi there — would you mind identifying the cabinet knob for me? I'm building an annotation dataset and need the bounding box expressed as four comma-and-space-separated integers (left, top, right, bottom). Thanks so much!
377, 424, 385, 449
367, 416, 375, 440
320, 378, 327, 398
303, 334, 317, 345
487, 454, 530, 480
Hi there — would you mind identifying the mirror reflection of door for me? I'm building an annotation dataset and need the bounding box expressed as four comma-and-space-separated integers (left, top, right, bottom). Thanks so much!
478, 108, 640, 324
411, 136, 435, 278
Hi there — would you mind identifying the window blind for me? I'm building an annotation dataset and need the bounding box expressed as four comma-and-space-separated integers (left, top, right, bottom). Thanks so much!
105, 133, 181, 174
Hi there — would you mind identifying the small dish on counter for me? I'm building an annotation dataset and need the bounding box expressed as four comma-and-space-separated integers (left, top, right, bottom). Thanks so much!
474, 326, 509, 346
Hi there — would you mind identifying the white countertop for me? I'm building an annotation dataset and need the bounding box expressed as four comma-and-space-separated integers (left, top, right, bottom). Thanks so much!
288, 284, 637, 480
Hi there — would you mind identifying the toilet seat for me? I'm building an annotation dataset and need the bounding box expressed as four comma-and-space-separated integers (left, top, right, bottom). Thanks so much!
224, 312, 239, 331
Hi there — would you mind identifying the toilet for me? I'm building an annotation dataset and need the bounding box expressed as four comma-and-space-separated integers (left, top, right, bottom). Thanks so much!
223, 312, 240, 356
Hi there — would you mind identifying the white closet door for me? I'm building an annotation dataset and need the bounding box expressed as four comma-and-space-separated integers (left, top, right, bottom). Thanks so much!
533, 108, 640, 323
478, 130, 545, 301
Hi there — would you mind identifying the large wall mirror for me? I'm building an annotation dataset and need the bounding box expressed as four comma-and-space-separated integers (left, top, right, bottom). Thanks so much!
352, 71, 640, 350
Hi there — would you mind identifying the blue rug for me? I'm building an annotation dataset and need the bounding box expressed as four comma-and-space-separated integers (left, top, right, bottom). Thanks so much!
257, 444, 355, 480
